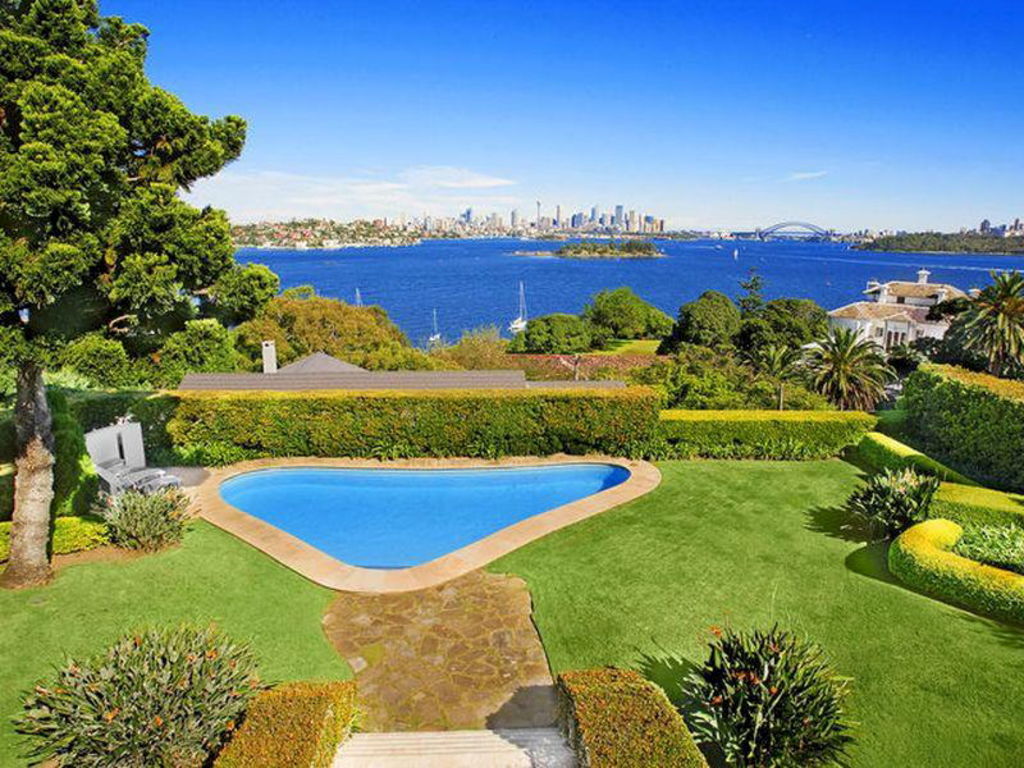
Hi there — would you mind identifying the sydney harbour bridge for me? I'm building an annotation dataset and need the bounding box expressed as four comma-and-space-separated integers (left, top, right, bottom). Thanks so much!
732, 221, 837, 241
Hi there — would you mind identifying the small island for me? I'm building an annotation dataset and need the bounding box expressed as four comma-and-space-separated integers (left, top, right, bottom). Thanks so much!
554, 239, 665, 259
856, 232, 1024, 254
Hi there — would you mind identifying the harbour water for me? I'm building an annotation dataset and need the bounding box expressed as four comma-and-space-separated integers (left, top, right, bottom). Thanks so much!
238, 238, 1022, 345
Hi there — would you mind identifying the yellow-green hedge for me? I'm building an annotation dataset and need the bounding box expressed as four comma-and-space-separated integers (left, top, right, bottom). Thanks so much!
854, 432, 978, 485
888, 519, 1024, 624
0, 516, 108, 563
558, 668, 707, 768
658, 410, 875, 459
215, 681, 357, 768
902, 364, 1024, 491
932, 483, 1024, 528
167, 388, 661, 464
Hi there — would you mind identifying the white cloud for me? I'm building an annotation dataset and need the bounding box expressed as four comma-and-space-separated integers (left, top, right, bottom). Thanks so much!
185, 166, 520, 222
782, 170, 829, 183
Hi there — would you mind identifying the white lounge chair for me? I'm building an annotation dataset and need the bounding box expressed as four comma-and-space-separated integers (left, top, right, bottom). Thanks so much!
85, 422, 181, 495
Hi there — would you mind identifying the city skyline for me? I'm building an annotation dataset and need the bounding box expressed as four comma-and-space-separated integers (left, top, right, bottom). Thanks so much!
106, 0, 1024, 232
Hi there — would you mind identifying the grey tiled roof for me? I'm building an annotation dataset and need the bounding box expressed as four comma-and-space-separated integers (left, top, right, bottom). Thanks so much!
277, 352, 367, 374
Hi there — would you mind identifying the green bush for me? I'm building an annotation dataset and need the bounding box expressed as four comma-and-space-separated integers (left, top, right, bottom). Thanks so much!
558, 668, 707, 768
902, 364, 1024, 491
658, 410, 875, 460
853, 432, 978, 485
889, 519, 1024, 624
215, 681, 357, 768
932, 482, 1024, 528
166, 388, 660, 464
508, 313, 604, 353
846, 467, 941, 539
0, 515, 109, 562
99, 488, 190, 551
59, 334, 138, 388
682, 626, 854, 768
16, 624, 263, 768
954, 525, 1024, 576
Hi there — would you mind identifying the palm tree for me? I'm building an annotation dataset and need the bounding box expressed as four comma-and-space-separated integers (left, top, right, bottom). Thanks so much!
806, 327, 895, 410
963, 271, 1024, 377
750, 343, 804, 409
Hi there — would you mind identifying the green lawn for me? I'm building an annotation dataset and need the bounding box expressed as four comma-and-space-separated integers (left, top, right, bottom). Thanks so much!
592, 338, 662, 355
0, 522, 348, 767
492, 459, 1024, 767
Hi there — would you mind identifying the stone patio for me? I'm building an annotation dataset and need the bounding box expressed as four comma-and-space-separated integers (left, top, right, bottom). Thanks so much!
323, 570, 558, 732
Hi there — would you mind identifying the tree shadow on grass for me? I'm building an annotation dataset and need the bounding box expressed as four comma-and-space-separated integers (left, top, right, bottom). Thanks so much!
954, 611, 1024, 657
844, 540, 901, 585
805, 504, 875, 544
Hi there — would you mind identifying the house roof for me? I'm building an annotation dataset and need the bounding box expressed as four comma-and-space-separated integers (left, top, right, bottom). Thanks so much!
829, 302, 935, 323
864, 281, 967, 300
277, 352, 366, 374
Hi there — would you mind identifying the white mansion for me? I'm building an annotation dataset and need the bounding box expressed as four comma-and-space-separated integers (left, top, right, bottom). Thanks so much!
828, 269, 972, 350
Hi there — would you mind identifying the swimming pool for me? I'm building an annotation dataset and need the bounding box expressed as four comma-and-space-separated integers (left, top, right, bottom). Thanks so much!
218, 464, 630, 569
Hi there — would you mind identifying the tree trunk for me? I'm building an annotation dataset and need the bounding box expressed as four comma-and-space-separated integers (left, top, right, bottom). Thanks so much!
0, 362, 55, 589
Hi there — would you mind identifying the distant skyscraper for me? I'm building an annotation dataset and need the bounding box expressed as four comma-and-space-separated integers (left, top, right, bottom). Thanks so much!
462, 207, 473, 224
590, 206, 598, 223
536, 201, 542, 227
510, 209, 519, 228
555, 205, 562, 227
614, 204, 624, 228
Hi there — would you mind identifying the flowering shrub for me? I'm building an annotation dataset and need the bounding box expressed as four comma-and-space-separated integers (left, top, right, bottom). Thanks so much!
682, 626, 854, 767
17, 625, 262, 768
100, 488, 190, 551
846, 467, 939, 539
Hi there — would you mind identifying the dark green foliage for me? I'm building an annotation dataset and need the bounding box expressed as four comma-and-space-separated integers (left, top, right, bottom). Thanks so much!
581, 287, 673, 340
658, 410, 874, 459
858, 232, 1024, 254
806, 327, 894, 410
508, 313, 604, 353
632, 345, 829, 410
853, 432, 977, 485
931, 483, 1024, 528
215, 681, 358, 768
17, 624, 263, 768
166, 388, 661, 464
737, 298, 828, 354
555, 239, 662, 258
558, 668, 707, 768
682, 626, 854, 768
846, 467, 940, 539
955, 525, 1024, 576
902, 364, 1024, 491
99, 488, 190, 551
59, 334, 139, 388
662, 291, 741, 351
208, 263, 280, 327
151, 318, 240, 387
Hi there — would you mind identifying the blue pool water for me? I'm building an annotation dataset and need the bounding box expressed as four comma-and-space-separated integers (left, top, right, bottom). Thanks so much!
219, 464, 630, 568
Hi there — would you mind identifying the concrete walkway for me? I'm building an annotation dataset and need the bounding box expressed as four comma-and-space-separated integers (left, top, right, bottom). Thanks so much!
322, 570, 558, 731
333, 728, 576, 767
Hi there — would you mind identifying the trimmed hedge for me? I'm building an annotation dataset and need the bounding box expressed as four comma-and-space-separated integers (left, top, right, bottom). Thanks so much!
853, 432, 978, 486
902, 364, 1024, 492
889, 519, 1024, 624
558, 668, 707, 768
215, 681, 357, 768
1, 392, 99, 521
658, 410, 875, 460
932, 482, 1024, 528
167, 388, 661, 464
0, 515, 109, 562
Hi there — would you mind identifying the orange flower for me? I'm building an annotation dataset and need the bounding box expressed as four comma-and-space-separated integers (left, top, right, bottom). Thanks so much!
153, 716, 164, 728
709, 625, 723, 638
226, 720, 236, 731
103, 708, 120, 722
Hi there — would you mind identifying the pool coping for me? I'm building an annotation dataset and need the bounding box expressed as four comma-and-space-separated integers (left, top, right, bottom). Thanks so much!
192, 455, 661, 593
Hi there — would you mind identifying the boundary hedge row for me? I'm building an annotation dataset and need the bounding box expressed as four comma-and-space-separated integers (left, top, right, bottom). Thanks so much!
853, 432, 978, 485
889, 519, 1024, 624
657, 410, 875, 460
0, 516, 108, 562
215, 681, 357, 768
932, 483, 1024, 528
167, 388, 661, 464
903, 365, 1024, 492
558, 668, 707, 768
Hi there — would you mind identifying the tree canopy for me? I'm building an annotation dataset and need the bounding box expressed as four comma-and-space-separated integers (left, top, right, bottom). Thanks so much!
581, 287, 673, 340
737, 298, 828, 354
661, 290, 741, 351
508, 313, 603, 354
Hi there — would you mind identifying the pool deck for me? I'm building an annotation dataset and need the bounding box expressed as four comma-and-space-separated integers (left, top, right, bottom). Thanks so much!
191, 455, 660, 593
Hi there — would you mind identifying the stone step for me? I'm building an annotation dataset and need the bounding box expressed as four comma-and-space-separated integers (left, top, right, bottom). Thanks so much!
333, 727, 576, 767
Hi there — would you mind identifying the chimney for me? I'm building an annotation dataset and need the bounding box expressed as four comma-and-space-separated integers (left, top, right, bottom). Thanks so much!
917, 268, 931, 284
261, 340, 278, 374
866, 279, 880, 291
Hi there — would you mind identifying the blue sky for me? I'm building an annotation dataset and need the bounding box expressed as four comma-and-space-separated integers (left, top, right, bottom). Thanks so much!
106, 0, 1023, 231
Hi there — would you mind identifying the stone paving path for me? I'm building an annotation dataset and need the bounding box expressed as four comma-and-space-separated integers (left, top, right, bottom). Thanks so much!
322, 570, 558, 732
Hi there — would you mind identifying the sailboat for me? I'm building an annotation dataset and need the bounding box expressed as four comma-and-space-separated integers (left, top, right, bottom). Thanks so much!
354, 287, 363, 307
732, 248, 739, 260
428, 308, 442, 346
508, 281, 528, 334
